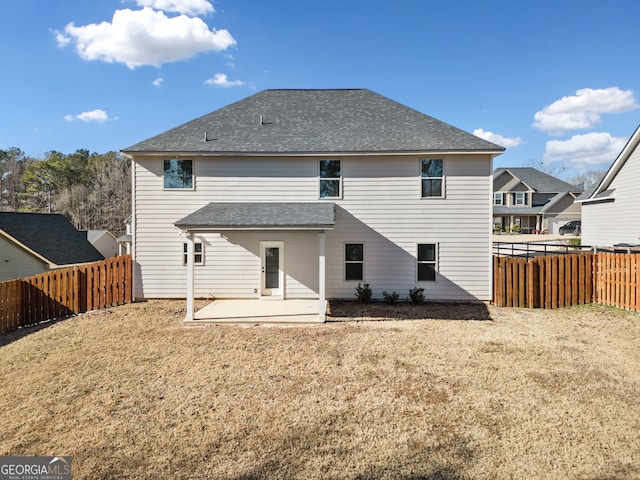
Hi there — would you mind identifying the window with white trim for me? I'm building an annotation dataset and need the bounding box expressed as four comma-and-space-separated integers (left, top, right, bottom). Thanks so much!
417, 243, 437, 282
183, 242, 203, 265
345, 243, 364, 281
514, 192, 527, 206
421, 159, 444, 197
164, 159, 193, 189
493, 192, 504, 205
319, 160, 341, 198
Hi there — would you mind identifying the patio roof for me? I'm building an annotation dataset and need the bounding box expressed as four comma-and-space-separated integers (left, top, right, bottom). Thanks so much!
175, 202, 336, 231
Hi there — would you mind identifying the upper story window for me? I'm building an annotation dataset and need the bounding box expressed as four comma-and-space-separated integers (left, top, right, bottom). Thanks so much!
421, 159, 444, 198
319, 160, 341, 198
514, 192, 527, 206
164, 159, 193, 189
493, 192, 504, 205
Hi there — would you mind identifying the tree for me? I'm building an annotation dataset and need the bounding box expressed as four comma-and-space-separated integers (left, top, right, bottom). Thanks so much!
566, 169, 607, 190
0, 148, 35, 211
20, 149, 131, 236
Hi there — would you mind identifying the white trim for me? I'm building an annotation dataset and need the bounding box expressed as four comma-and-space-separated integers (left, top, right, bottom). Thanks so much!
319, 231, 326, 322
185, 233, 195, 321
420, 158, 445, 199
260, 241, 285, 297
162, 158, 195, 191
344, 241, 365, 282
416, 242, 438, 282
318, 159, 343, 200
124, 150, 504, 158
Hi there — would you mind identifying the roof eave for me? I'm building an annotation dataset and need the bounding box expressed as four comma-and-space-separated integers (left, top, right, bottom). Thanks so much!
122, 149, 505, 157
176, 225, 335, 232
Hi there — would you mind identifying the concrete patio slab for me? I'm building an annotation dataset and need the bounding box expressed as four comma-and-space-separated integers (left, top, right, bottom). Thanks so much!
185, 299, 325, 325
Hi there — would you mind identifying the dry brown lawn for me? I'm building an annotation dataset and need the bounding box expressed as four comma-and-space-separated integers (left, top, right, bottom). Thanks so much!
0, 300, 639, 480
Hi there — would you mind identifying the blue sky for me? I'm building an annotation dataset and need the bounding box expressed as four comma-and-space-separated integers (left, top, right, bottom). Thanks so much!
1, 0, 639, 179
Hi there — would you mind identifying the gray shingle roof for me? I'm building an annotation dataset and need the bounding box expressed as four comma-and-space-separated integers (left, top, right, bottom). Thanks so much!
123, 89, 504, 155
494, 167, 582, 193
175, 203, 336, 230
0, 212, 104, 265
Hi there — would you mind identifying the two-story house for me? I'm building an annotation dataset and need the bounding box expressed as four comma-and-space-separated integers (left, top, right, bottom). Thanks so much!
122, 89, 504, 321
493, 167, 583, 234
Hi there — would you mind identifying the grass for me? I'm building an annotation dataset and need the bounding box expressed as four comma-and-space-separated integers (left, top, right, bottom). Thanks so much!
0, 300, 639, 479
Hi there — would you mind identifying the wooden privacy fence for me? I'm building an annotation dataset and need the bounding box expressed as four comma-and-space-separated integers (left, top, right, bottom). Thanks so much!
0, 254, 132, 334
494, 252, 640, 311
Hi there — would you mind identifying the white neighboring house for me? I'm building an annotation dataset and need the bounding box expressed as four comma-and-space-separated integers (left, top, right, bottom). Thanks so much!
121, 89, 504, 321
577, 124, 640, 247
83, 230, 118, 258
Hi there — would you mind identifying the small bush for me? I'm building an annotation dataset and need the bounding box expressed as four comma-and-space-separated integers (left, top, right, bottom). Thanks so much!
355, 283, 372, 303
382, 291, 400, 305
409, 287, 425, 305
568, 238, 581, 249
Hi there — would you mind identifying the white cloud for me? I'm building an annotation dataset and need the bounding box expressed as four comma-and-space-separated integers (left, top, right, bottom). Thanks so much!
473, 129, 522, 148
205, 73, 244, 87
135, 0, 214, 16
65, 109, 116, 123
56, 7, 236, 69
153, 77, 163, 86
533, 87, 639, 135
543, 132, 627, 169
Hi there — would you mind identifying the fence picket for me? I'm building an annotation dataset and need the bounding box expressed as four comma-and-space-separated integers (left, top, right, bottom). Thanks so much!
0, 255, 133, 334
493, 252, 640, 312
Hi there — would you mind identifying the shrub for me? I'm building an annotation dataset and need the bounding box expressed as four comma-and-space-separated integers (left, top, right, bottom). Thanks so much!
568, 238, 581, 249
355, 283, 372, 303
382, 290, 400, 305
409, 287, 425, 305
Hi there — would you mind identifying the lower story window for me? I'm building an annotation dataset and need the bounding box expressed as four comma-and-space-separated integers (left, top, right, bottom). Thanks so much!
183, 242, 203, 265
345, 243, 364, 281
417, 243, 437, 281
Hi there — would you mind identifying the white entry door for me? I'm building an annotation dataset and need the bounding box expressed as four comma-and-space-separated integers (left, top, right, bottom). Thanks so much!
260, 241, 284, 297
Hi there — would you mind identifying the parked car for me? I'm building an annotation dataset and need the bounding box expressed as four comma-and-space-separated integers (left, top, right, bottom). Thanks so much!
559, 220, 581, 236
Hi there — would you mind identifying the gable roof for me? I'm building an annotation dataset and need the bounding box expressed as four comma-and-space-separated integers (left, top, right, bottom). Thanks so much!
175, 203, 336, 230
0, 212, 104, 266
578, 124, 640, 204
122, 89, 505, 155
494, 167, 582, 193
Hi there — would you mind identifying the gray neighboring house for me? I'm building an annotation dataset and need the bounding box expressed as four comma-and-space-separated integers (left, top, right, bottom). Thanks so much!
493, 167, 583, 234
83, 230, 118, 258
576, 124, 640, 246
122, 89, 504, 321
0, 212, 104, 282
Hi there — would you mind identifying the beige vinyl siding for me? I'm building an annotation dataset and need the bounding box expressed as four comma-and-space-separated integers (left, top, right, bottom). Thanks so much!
582, 146, 640, 246
0, 236, 49, 281
133, 154, 492, 300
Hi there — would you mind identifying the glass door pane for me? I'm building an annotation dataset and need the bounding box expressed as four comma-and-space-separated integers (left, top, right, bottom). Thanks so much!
265, 247, 279, 289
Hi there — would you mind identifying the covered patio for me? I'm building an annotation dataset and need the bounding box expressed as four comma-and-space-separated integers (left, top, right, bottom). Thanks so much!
185, 298, 326, 325
174, 202, 335, 324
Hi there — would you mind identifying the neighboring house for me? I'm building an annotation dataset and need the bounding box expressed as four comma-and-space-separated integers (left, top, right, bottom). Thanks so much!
121, 89, 504, 320
577, 124, 640, 246
0, 212, 104, 282
117, 215, 133, 256
493, 167, 583, 234
83, 230, 118, 258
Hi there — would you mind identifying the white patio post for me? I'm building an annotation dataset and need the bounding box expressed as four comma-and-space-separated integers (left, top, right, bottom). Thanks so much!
318, 230, 326, 322
185, 231, 195, 321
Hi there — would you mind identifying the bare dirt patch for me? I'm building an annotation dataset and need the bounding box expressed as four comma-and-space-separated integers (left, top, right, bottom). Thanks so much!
1, 300, 639, 479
